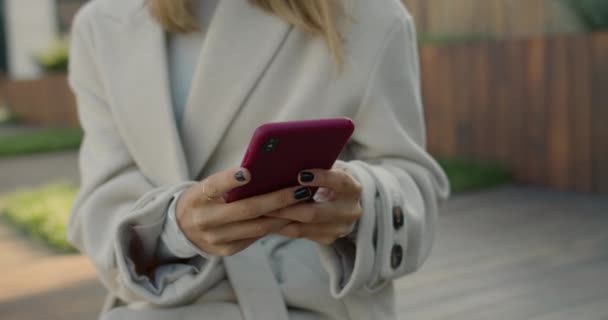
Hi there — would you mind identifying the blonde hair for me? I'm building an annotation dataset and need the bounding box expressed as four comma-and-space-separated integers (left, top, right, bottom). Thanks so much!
148, 0, 344, 66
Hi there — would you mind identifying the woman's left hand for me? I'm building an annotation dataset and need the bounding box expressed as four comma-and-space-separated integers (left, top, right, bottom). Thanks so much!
267, 166, 363, 245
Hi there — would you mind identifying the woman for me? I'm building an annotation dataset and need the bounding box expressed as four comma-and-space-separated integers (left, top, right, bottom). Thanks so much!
67, 0, 450, 319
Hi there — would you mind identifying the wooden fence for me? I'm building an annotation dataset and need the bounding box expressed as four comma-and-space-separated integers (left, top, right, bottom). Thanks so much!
422, 32, 608, 194
402, 0, 587, 37
1, 33, 607, 194
1, 74, 78, 127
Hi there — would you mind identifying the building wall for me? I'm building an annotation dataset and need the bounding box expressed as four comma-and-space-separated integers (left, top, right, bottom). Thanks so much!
5, 0, 57, 79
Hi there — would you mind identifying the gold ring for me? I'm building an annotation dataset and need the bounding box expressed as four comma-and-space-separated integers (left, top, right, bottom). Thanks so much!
201, 182, 220, 201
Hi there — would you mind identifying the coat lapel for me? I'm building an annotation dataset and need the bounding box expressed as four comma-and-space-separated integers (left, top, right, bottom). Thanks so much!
180, 0, 292, 179
103, 1, 189, 186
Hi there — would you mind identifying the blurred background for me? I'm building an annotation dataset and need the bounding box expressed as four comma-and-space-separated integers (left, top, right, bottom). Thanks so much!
0, 0, 606, 319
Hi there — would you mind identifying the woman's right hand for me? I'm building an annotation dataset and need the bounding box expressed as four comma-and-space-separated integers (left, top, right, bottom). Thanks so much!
175, 167, 312, 257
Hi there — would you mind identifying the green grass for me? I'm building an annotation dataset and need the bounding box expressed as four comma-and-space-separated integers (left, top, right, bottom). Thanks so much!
0, 183, 78, 252
0, 127, 83, 157
418, 33, 496, 46
0, 108, 20, 125
563, 0, 608, 31
0, 159, 511, 251
439, 159, 512, 193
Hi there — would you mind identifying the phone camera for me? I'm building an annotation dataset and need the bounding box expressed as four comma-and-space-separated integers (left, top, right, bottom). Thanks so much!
263, 138, 280, 153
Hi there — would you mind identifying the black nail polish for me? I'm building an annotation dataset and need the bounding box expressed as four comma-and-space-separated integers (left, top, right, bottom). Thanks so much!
300, 172, 314, 183
294, 187, 311, 200
235, 171, 247, 182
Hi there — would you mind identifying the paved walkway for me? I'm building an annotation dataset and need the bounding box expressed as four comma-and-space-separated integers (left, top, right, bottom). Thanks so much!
0, 151, 79, 193
397, 187, 608, 320
1, 183, 607, 319
0, 222, 103, 319
0, 150, 101, 319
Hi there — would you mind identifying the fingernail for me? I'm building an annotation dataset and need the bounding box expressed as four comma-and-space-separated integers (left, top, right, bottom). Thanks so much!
294, 187, 311, 200
299, 172, 314, 183
234, 170, 247, 182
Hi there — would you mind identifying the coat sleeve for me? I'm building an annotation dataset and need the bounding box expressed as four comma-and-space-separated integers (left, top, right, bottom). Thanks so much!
317, 13, 450, 298
66, 7, 223, 306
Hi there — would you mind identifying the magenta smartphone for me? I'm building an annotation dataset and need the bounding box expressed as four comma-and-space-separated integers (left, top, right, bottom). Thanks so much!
225, 118, 355, 203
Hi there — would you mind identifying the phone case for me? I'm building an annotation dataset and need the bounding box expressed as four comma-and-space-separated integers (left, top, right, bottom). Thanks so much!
225, 118, 355, 203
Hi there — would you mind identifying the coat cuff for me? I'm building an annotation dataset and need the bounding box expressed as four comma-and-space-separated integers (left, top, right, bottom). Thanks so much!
159, 189, 216, 259
316, 160, 378, 298
366, 164, 414, 278
113, 182, 223, 306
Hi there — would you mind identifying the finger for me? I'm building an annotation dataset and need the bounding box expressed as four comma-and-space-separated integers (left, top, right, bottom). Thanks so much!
266, 202, 356, 224
199, 167, 251, 201
202, 217, 291, 244
298, 169, 361, 197
277, 222, 352, 240
207, 186, 312, 226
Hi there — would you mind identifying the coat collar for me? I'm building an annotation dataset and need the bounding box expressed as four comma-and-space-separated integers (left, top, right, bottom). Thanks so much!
100, 0, 188, 187
180, 1, 292, 179
101, 0, 291, 185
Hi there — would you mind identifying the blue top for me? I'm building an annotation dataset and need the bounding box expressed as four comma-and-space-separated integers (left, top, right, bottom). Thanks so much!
167, 0, 219, 130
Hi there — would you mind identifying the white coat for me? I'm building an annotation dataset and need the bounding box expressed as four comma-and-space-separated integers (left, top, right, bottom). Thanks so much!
67, 0, 450, 319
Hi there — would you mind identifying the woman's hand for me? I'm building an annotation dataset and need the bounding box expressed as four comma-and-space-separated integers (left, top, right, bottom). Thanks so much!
268, 166, 363, 245
176, 167, 313, 256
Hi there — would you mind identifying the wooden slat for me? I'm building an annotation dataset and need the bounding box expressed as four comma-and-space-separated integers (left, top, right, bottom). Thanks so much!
469, 43, 491, 160
522, 38, 548, 186
546, 36, 571, 190
591, 33, 608, 194
492, 40, 510, 164
506, 39, 526, 181
453, 43, 474, 158
568, 35, 593, 193
420, 45, 441, 154
436, 45, 458, 157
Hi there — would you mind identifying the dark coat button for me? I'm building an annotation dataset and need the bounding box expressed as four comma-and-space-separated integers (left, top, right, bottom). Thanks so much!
393, 206, 404, 230
391, 244, 403, 269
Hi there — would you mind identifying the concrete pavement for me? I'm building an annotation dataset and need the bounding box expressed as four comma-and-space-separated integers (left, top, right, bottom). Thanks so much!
0, 222, 104, 319
0, 151, 79, 194
1, 151, 608, 319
